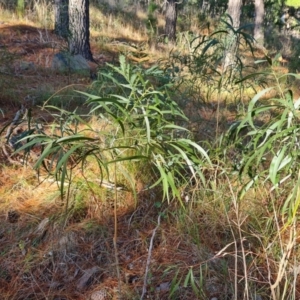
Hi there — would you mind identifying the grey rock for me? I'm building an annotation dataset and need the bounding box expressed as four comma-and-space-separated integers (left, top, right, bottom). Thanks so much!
51, 52, 90, 74
155, 281, 170, 292
76, 266, 101, 290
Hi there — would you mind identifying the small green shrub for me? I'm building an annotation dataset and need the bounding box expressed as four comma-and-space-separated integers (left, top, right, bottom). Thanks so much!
225, 58, 300, 300
16, 55, 211, 205
227, 59, 300, 197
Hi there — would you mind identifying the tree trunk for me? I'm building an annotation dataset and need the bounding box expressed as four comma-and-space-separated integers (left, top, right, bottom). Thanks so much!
54, 0, 69, 38
254, 0, 264, 47
164, 0, 177, 42
68, 0, 93, 61
223, 0, 242, 70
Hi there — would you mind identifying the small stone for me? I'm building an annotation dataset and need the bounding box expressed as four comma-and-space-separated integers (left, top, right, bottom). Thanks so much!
90, 290, 107, 300
155, 282, 170, 292
77, 266, 101, 290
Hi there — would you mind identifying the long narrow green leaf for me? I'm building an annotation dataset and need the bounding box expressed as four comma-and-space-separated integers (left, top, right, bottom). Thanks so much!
239, 175, 259, 199
14, 136, 51, 153
167, 171, 180, 200
189, 269, 199, 296
56, 135, 97, 144
161, 124, 190, 131
141, 106, 151, 143
34, 142, 55, 169
269, 145, 287, 185
155, 162, 169, 201
247, 87, 274, 128
169, 269, 181, 298
168, 143, 196, 177
60, 159, 68, 199
183, 268, 192, 287
108, 94, 131, 104
87, 97, 115, 105
106, 155, 148, 164
76, 91, 102, 100
17, 133, 52, 143
55, 144, 83, 173
177, 139, 211, 164
278, 73, 300, 80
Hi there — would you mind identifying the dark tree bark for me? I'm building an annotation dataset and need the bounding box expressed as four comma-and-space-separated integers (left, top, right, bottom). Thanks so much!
54, 0, 69, 38
223, 0, 242, 70
164, 0, 177, 42
68, 0, 93, 61
254, 0, 264, 47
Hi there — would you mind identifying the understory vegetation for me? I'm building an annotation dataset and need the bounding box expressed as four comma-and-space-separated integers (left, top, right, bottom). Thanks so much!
1, 1, 300, 300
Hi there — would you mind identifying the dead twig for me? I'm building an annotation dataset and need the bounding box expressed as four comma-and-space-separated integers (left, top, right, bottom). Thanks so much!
140, 213, 161, 300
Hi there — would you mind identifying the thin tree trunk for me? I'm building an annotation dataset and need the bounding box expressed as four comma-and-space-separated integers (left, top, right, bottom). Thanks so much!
254, 0, 264, 48
54, 0, 69, 38
223, 0, 242, 70
68, 0, 93, 61
164, 0, 177, 42
227, 0, 242, 29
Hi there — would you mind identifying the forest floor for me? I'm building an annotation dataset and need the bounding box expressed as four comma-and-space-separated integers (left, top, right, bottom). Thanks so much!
0, 22, 230, 300
0, 19, 299, 300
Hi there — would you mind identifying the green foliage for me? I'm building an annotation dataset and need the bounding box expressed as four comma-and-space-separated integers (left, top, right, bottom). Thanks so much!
168, 265, 207, 299
146, 1, 159, 37
286, 0, 300, 7
163, 18, 256, 105
225, 60, 300, 297
16, 0, 24, 17
227, 57, 300, 205
265, 0, 285, 25
17, 55, 210, 204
